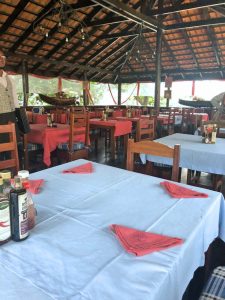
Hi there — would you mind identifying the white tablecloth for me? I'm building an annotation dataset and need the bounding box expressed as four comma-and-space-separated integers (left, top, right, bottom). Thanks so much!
141, 133, 225, 175
1, 159, 225, 300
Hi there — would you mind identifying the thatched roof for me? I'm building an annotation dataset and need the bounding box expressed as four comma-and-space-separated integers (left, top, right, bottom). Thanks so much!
0, 0, 225, 83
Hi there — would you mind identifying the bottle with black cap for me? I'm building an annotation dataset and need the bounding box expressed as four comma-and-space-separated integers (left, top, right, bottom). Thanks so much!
10, 176, 29, 241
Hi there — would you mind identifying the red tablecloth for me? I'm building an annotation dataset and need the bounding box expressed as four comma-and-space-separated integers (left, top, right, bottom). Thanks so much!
112, 110, 123, 118
28, 124, 86, 166
115, 116, 140, 122
33, 114, 48, 124
191, 113, 209, 123
90, 119, 132, 137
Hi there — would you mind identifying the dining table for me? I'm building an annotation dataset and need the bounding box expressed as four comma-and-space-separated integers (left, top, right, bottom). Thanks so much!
27, 124, 86, 166
90, 119, 132, 159
1, 159, 225, 300
141, 133, 225, 175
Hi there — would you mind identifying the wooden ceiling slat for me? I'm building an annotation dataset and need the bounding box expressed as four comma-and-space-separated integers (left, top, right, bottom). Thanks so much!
0, 0, 28, 34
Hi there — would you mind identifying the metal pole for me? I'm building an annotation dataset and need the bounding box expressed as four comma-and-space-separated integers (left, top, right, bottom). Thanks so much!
22, 60, 29, 107
118, 81, 122, 106
83, 72, 88, 106
154, 28, 162, 111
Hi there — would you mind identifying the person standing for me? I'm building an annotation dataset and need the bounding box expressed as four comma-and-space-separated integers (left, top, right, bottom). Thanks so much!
0, 49, 20, 142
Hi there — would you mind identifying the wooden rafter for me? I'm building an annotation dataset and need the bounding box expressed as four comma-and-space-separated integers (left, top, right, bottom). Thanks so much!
91, 0, 162, 30
150, 0, 225, 16
6, 52, 116, 75
165, 17, 225, 30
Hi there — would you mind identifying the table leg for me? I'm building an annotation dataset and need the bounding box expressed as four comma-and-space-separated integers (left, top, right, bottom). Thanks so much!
110, 127, 115, 160
123, 134, 128, 159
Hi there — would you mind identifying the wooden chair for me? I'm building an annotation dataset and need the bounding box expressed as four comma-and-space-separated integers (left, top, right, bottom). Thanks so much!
136, 118, 155, 141
57, 108, 89, 162
0, 123, 19, 174
181, 108, 194, 134
126, 139, 180, 182
22, 133, 44, 171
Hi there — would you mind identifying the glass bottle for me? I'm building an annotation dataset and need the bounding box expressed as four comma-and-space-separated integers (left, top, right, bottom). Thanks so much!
18, 170, 36, 230
0, 170, 12, 194
10, 176, 29, 241
0, 177, 3, 194
47, 113, 52, 127
211, 124, 217, 144
0, 193, 11, 245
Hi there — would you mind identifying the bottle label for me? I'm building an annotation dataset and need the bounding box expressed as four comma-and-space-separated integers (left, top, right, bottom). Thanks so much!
0, 200, 11, 242
18, 193, 29, 239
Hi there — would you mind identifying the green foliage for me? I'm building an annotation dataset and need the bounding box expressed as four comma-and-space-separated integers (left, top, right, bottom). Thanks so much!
11, 75, 167, 107
90, 82, 108, 104
11, 75, 83, 106
134, 96, 154, 106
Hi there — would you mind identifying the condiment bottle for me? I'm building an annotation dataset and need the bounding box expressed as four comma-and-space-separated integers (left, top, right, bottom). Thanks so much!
47, 113, 52, 127
211, 124, 217, 144
0, 193, 11, 245
18, 170, 36, 230
0, 177, 3, 194
0, 170, 12, 194
10, 176, 29, 241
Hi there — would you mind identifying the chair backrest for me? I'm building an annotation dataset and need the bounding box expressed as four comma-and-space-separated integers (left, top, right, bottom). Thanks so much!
69, 108, 89, 152
136, 118, 155, 141
0, 123, 19, 174
126, 139, 180, 182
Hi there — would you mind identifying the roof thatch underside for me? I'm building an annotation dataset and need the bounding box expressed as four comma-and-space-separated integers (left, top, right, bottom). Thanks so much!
0, 0, 225, 83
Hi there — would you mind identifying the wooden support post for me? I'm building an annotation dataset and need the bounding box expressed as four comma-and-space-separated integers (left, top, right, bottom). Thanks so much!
22, 60, 29, 107
83, 73, 88, 106
118, 81, 122, 106
154, 28, 162, 111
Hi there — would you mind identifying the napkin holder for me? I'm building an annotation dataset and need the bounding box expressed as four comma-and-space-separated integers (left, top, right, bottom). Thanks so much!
201, 124, 217, 144
102, 110, 108, 121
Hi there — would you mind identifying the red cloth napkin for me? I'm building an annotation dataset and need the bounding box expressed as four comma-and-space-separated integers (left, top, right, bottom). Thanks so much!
27, 179, 44, 194
63, 162, 93, 174
111, 224, 183, 256
160, 181, 208, 198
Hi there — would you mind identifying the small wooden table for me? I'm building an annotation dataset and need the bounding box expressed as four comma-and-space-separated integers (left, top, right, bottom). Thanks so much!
90, 119, 132, 159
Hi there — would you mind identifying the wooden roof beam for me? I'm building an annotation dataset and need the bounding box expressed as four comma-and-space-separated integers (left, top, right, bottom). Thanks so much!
150, 0, 225, 16
6, 52, 116, 76
100, 28, 152, 39
121, 67, 225, 77
211, 6, 225, 17
91, 0, 162, 31
87, 16, 128, 26
165, 17, 225, 30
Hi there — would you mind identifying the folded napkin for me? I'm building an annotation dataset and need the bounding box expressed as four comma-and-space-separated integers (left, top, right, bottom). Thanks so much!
111, 224, 183, 256
160, 181, 208, 198
63, 162, 93, 174
27, 179, 44, 194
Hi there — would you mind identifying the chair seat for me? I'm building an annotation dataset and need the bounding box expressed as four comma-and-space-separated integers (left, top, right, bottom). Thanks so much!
58, 142, 85, 151
200, 266, 225, 299
27, 143, 43, 151
153, 162, 171, 168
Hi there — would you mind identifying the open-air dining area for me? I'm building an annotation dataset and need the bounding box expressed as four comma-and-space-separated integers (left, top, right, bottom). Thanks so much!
1, 1, 225, 300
